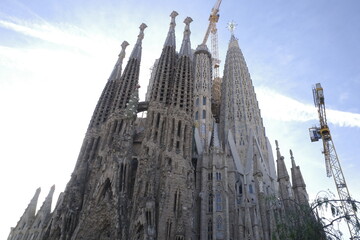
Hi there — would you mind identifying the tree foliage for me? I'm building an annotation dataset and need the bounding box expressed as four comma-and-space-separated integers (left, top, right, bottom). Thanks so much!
269, 191, 360, 240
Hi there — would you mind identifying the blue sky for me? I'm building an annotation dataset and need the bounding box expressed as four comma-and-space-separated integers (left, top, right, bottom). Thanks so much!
1, 0, 360, 239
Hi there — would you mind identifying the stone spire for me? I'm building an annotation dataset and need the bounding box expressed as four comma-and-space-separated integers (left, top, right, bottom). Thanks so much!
220, 31, 268, 170
88, 42, 130, 129
129, 23, 147, 60
170, 17, 193, 112
113, 23, 147, 110
35, 185, 55, 220
150, 12, 178, 103
108, 41, 130, 81
275, 140, 293, 207
7, 188, 41, 240
164, 11, 178, 47
116, 41, 130, 79
290, 149, 296, 169
23, 188, 41, 223
21, 186, 55, 240
275, 140, 289, 181
179, 17, 193, 57
290, 149, 309, 204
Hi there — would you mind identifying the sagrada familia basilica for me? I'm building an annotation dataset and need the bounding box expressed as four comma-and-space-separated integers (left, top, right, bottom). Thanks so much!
8, 9, 309, 240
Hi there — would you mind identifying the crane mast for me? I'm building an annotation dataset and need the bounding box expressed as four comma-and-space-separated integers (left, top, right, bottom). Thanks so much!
202, 0, 222, 80
309, 83, 360, 239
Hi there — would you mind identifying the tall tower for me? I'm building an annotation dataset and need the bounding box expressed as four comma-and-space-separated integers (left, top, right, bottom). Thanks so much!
217, 30, 278, 240
193, 44, 213, 153
129, 13, 195, 240
39, 24, 146, 240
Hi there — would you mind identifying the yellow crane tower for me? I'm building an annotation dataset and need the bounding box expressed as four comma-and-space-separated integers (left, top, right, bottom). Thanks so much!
309, 83, 360, 239
202, 0, 222, 80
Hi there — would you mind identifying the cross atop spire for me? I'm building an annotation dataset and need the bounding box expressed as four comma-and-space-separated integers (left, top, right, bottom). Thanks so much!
227, 21, 238, 35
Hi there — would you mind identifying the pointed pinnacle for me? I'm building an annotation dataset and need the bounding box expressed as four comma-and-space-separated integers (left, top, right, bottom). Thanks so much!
290, 149, 296, 168
275, 140, 282, 160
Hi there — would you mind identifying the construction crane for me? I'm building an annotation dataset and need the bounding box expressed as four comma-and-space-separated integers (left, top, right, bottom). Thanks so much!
202, 0, 222, 80
309, 83, 360, 239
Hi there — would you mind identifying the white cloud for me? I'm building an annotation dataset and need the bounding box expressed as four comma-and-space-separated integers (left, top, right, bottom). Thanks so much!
256, 86, 360, 127
0, 17, 118, 55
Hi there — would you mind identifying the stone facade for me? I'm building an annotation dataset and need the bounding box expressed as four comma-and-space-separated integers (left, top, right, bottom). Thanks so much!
8, 10, 309, 240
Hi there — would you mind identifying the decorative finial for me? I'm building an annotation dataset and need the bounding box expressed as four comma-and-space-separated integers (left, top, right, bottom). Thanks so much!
275, 140, 279, 148
137, 23, 147, 41
170, 11, 178, 28
170, 11, 179, 19
184, 17, 193, 25
290, 149, 297, 168
227, 21, 237, 34
121, 41, 129, 50
118, 41, 129, 57
183, 17, 193, 34
139, 23, 147, 31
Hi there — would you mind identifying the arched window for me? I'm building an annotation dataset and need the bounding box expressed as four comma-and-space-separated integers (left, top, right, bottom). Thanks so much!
208, 219, 213, 240
249, 184, 253, 194
195, 111, 199, 120
208, 193, 213, 212
239, 183, 243, 195
216, 216, 223, 231
202, 110, 206, 119
216, 172, 221, 180
203, 96, 207, 105
216, 192, 222, 211
196, 97, 199, 106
